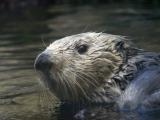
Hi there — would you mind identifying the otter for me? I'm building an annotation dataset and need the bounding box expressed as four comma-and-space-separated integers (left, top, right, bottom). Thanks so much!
34, 32, 160, 111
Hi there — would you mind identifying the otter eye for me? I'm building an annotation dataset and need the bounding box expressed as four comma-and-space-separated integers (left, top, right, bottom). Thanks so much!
77, 45, 88, 54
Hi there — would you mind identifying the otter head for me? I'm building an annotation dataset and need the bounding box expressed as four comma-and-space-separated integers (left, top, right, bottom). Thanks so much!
35, 32, 131, 103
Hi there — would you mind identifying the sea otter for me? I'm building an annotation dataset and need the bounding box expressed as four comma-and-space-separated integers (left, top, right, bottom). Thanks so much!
34, 32, 160, 111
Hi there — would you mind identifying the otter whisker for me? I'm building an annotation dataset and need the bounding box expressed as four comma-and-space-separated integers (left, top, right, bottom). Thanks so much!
41, 80, 58, 105
76, 72, 97, 88
38, 83, 55, 111
57, 72, 70, 100
41, 35, 47, 47
57, 68, 81, 102
74, 73, 94, 99
81, 25, 89, 33
61, 73, 78, 101
76, 71, 99, 86
73, 79, 90, 101
60, 57, 86, 101
62, 69, 90, 102
62, 70, 87, 102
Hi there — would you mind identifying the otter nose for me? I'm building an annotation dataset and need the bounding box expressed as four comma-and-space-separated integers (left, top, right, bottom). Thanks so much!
34, 53, 52, 71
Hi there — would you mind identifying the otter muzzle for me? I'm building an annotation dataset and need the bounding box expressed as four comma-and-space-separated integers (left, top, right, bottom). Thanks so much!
34, 53, 52, 71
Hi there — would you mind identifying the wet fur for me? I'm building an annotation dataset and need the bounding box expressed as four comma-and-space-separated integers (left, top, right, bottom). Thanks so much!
35, 32, 160, 110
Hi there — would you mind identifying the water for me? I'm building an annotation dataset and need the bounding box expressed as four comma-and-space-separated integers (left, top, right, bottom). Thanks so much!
0, 4, 160, 120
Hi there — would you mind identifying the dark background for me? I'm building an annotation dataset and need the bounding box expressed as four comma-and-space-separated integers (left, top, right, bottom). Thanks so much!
0, 0, 160, 11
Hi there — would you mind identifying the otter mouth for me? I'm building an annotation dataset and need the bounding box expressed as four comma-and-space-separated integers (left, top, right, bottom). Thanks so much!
36, 70, 57, 91
34, 53, 58, 93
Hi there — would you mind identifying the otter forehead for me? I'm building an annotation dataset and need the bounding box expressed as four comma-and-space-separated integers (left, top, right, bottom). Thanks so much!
46, 32, 127, 52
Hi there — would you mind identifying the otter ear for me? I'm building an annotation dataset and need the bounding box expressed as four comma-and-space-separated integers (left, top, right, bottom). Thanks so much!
115, 41, 125, 52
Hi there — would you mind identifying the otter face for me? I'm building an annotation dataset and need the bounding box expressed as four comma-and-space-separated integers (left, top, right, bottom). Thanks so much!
35, 32, 127, 103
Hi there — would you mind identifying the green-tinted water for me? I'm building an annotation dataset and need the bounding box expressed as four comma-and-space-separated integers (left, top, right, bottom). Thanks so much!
0, 4, 160, 120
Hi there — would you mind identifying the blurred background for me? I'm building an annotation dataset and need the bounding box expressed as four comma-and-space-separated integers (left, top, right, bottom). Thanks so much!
0, 0, 160, 120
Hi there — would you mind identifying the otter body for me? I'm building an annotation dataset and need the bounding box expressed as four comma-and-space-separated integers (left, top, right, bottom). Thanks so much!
35, 32, 160, 111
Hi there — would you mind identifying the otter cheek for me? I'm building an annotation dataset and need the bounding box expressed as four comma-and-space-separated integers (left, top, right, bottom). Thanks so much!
93, 58, 114, 80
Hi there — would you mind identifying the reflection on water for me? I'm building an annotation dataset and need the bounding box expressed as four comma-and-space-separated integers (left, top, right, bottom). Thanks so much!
0, 4, 160, 120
